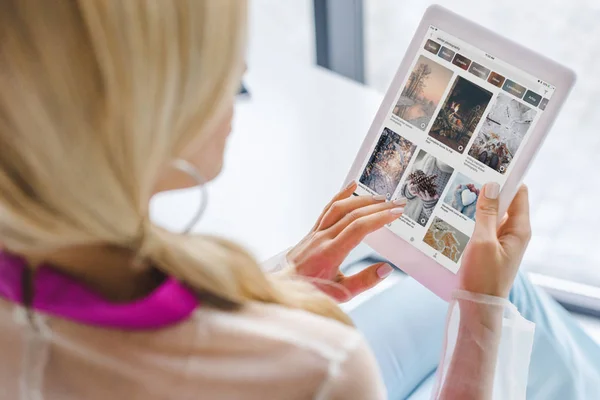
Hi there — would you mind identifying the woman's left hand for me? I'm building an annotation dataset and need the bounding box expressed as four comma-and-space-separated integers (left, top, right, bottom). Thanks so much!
286, 181, 405, 302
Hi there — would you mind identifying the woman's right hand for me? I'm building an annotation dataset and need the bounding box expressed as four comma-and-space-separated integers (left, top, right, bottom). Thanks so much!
286, 181, 405, 302
459, 183, 531, 298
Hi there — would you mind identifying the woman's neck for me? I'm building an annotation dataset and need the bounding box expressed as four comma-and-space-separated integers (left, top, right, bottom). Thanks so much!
21, 245, 164, 302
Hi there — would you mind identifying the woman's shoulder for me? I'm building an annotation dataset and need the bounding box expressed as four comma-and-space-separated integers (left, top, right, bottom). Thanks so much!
6, 300, 382, 399
180, 302, 385, 399
192, 301, 362, 360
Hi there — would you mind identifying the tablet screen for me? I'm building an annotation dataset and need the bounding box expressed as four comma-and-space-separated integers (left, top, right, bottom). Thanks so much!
354, 25, 556, 273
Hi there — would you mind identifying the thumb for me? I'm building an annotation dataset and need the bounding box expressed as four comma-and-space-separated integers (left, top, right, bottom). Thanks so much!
339, 262, 394, 301
474, 182, 500, 239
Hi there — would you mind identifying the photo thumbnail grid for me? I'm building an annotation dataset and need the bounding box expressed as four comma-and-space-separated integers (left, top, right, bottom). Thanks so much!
394, 34, 544, 179
355, 26, 553, 271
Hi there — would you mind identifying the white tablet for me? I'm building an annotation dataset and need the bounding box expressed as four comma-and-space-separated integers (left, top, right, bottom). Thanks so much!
344, 5, 575, 301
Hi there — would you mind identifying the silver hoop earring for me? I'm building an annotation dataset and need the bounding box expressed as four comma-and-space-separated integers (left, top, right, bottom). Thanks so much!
172, 159, 209, 234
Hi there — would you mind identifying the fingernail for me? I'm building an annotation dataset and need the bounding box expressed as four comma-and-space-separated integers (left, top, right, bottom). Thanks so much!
372, 194, 386, 201
377, 264, 394, 279
390, 207, 404, 214
345, 181, 356, 190
393, 197, 407, 205
485, 182, 500, 199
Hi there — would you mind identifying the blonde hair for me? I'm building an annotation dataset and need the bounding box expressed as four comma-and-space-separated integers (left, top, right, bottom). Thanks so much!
0, 0, 351, 325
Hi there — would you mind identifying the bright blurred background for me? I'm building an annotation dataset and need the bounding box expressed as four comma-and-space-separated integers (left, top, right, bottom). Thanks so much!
248, 0, 600, 312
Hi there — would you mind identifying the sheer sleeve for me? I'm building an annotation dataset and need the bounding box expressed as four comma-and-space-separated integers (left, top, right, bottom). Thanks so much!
431, 290, 535, 400
261, 249, 292, 273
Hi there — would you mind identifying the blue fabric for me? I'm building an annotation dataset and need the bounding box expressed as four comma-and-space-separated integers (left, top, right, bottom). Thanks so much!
349, 272, 600, 400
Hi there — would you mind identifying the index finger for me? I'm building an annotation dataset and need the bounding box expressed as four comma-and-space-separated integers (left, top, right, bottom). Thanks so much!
318, 194, 394, 231
332, 208, 402, 255
311, 181, 357, 231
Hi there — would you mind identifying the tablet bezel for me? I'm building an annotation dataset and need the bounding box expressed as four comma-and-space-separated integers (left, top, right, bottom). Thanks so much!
343, 5, 576, 301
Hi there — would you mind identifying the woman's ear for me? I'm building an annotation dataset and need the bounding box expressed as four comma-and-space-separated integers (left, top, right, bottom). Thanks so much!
154, 164, 200, 194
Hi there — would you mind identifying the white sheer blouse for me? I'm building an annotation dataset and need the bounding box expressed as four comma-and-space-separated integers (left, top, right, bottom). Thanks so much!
0, 252, 534, 400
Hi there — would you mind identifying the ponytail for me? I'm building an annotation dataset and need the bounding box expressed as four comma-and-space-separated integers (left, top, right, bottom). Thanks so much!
142, 224, 353, 325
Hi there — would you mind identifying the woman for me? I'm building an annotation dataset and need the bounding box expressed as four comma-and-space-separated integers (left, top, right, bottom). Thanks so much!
0, 1, 598, 399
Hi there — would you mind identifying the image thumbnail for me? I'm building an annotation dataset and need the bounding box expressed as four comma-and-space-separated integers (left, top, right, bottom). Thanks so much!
359, 128, 417, 197
429, 76, 493, 153
393, 56, 454, 131
399, 150, 454, 226
423, 217, 470, 263
443, 173, 482, 221
468, 93, 537, 174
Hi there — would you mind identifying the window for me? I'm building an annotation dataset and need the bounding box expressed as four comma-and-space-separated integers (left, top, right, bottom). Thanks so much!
248, 0, 314, 68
